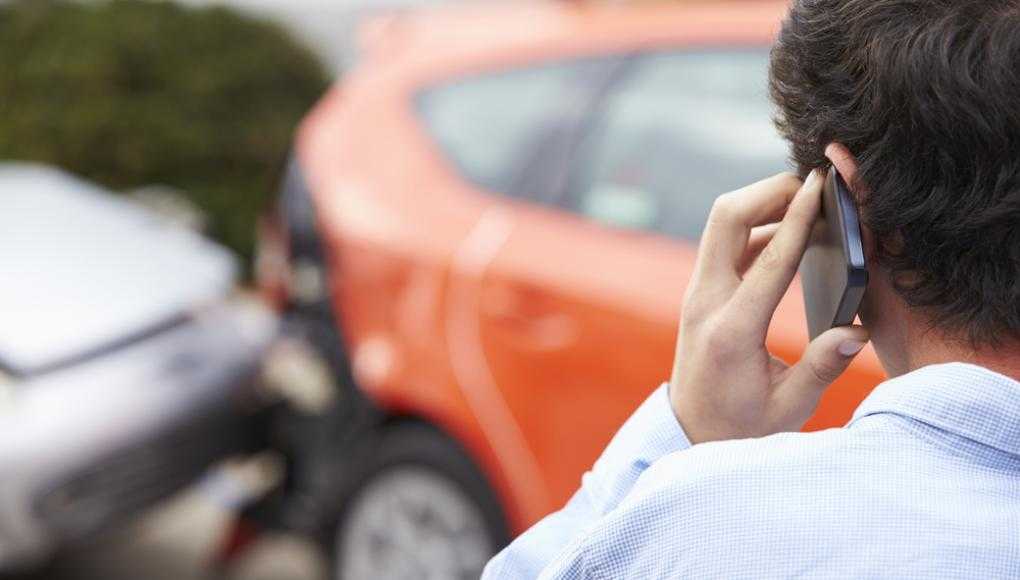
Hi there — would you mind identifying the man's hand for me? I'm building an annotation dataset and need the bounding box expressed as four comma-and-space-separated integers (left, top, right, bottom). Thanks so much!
670, 171, 869, 444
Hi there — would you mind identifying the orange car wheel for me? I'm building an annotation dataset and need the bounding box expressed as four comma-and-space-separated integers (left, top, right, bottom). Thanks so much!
330, 422, 509, 580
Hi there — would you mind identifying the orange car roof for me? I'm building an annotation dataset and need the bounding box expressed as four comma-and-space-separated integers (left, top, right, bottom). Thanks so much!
359, 1, 790, 65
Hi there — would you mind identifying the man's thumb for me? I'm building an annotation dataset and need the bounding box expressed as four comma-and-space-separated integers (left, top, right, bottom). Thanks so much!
788, 325, 869, 394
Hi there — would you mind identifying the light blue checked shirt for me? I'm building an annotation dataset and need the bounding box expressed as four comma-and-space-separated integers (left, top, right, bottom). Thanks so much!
483, 363, 1020, 579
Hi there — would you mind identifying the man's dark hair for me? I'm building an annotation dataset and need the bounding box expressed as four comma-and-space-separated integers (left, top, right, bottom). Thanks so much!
769, 0, 1020, 346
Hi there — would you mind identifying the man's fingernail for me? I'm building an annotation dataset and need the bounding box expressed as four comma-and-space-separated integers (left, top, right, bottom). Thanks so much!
838, 340, 867, 357
799, 170, 822, 193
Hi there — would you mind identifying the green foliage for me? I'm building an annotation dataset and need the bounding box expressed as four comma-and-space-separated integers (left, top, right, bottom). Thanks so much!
0, 0, 330, 266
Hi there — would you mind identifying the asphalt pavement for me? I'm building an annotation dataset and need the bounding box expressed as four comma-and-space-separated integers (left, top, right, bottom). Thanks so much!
18, 467, 327, 580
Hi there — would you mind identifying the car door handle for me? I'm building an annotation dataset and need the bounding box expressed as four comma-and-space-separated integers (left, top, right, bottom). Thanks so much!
481, 283, 577, 352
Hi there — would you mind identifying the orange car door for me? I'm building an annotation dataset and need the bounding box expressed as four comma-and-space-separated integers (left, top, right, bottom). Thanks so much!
474, 202, 689, 512
419, 55, 637, 518
466, 48, 792, 513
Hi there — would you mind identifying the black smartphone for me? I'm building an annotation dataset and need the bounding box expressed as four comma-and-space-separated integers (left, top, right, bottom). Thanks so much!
798, 167, 868, 340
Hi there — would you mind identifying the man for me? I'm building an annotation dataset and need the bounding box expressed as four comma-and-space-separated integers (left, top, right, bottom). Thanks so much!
483, 0, 1020, 577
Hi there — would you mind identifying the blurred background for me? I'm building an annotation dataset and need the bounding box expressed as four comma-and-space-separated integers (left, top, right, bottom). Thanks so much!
0, 0, 883, 579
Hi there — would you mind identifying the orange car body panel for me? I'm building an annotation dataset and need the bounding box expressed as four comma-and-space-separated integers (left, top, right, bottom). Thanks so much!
293, 1, 886, 534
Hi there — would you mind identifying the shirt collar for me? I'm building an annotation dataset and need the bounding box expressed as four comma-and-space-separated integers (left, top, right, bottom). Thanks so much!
848, 362, 1020, 457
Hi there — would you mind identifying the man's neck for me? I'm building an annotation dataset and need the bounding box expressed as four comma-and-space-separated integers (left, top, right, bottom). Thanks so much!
908, 335, 1020, 383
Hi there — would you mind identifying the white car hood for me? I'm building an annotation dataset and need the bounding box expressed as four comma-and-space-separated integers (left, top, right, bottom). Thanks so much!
0, 163, 236, 375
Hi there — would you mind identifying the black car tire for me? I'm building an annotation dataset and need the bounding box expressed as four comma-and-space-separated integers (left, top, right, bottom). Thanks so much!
330, 422, 509, 580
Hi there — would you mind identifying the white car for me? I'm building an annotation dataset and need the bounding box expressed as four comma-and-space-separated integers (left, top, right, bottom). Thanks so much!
0, 163, 276, 570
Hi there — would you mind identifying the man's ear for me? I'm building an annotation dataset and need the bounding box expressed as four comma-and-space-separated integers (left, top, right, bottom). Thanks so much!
859, 220, 879, 264
825, 142, 859, 189
824, 142, 877, 261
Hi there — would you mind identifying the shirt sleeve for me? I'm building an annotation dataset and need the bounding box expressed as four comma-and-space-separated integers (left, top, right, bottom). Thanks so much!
481, 383, 692, 579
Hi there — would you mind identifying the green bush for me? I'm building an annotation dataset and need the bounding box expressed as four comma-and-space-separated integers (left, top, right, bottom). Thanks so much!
0, 0, 330, 267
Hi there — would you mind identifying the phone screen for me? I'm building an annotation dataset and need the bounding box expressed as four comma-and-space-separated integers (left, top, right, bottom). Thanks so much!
798, 168, 868, 340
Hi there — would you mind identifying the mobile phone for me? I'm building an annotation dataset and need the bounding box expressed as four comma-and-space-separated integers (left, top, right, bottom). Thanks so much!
798, 167, 868, 340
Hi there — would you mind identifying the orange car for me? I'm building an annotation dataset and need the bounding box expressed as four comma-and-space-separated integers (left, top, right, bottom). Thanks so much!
255, 1, 885, 577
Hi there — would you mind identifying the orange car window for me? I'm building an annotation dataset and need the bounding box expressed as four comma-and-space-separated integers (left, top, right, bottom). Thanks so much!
415, 57, 623, 198
565, 50, 789, 240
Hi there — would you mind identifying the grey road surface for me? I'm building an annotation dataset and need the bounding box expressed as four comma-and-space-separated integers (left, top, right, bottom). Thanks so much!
21, 474, 327, 580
